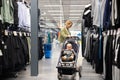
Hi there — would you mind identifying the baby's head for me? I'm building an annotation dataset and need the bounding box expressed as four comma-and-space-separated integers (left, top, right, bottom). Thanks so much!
66, 43, 72, 50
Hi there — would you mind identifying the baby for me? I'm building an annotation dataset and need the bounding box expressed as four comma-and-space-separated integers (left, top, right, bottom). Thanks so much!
61, 43, 75, 61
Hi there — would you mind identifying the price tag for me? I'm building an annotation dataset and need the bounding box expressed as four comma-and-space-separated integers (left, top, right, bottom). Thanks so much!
0, 50, 3, 56
24, 32, 26, 36
2, 41, 4, 44
102, 32, 106, 36
27, 33, 29, 36
4, 45, 7, 49
7, 0, 9, 4
107, 30, 110, 35
5, 30, 8, 36
13, 31, 17, 36
114, 30, 116, 35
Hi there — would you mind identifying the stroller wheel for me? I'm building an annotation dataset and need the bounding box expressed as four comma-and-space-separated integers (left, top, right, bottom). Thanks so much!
78, 66, 82, 78
72, 73, 76, 80
57, 73, 62, 80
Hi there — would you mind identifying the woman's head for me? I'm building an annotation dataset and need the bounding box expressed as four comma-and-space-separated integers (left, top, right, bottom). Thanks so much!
65, 20, 73, 29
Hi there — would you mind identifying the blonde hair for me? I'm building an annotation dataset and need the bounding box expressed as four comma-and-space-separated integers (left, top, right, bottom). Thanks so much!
65, 20, 73, 26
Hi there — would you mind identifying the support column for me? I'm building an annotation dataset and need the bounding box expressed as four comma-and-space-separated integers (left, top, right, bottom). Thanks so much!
31, 0, 39, 76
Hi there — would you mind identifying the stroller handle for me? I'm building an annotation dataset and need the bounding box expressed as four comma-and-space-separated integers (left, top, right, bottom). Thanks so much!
65, 36, 80, 41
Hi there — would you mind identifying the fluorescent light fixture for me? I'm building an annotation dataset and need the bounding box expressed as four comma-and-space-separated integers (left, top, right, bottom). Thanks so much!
55, 19, 79, 20
69, 5, 85, 7
70, 10, 83, 12
44, 5, 85, 7
51, 14, 63, 16
48, 10, 83, 13
48, 10, 62, 12
51, 14, 81, 16
54, 17, 63, 18
44, 5, 60, 7
69, 17, 80, 18
69, 14, 81, 16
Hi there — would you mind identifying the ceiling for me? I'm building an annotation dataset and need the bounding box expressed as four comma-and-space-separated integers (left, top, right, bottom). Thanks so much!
37, 0, 91, 30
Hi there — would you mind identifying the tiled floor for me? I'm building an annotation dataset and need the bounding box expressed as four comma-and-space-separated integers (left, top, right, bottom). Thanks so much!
1, 41, 103, 80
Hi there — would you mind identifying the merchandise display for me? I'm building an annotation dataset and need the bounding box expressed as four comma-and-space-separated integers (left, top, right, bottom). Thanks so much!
0, 0, 120, 80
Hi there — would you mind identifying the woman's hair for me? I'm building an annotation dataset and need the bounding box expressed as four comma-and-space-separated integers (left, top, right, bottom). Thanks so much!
65, 20, 73, 26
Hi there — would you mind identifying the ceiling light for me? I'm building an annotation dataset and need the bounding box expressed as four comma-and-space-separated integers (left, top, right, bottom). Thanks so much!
69, 14, 81, 16
69, 5, 85, 7
48, 10, 83, 13
48, 10, 62, 12
51, 14, 63, 16
44, 5, 60, 7
44, 5, 86, 7
54, 17, 63, 18
51, 14, 81, 16
70, 10, 83, 12
69, 17, 80, 18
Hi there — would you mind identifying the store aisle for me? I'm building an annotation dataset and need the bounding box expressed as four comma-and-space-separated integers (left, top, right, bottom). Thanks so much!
3, 41, 103, 80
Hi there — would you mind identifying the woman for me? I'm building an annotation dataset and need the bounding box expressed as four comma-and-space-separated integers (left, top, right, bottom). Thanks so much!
58, 20, 73, 43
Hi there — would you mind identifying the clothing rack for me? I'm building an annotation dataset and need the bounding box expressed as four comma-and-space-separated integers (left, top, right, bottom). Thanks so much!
4, 30, 31, 37
82, 0, 120, 80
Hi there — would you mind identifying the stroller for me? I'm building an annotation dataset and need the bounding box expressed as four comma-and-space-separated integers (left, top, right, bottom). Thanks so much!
56, 36, 81, 80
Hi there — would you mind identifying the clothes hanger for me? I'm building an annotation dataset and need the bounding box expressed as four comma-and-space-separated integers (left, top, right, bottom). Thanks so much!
22, 0, 24, 3
85, 4, 91, 8
107, 30, 110, 36
117, 28, 120, 35
84, 10, 91, 15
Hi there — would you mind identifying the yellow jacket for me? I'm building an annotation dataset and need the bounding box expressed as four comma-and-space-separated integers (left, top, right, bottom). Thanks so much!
58, 27, 71, 43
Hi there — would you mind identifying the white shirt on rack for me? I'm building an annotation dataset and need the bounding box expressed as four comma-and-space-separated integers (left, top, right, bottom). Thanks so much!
17, 2, 31, 29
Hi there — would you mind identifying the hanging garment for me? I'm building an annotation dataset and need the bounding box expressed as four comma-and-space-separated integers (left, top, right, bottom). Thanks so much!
0, 0, 2, 7
1, 0, 14, 24
93, 35, 103, 74
101, 0, 107, 28
12, 0, 19, 26
111, 0, 117, 27
26, 37, 31, 62
116, 37, 120, 68
105, 35, 113, 80
1, 35, 29, 72
103, 0, 112, 29
38, 37, 44, 60
84, 30, 91, 61
19, 36, 29, 64
112, 66, 120, 80
114, 33, 120, 68
17, 1, 31, 30
0, 39, 4, 75
83, 9, 92, 28
103, 34, 108, 78
115, 0, 120, 28
92, 0, 101, 27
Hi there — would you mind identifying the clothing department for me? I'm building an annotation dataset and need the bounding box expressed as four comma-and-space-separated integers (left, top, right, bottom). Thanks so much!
0, 0, 31, 77
0, 0, 31, 31
82, 0, 120, 80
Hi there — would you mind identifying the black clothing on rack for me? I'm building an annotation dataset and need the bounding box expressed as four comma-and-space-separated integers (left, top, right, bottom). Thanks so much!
12, 0, 19, 27
0, 0, 2, 7
105, 35, 113, 80
117, 37, 120, 69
